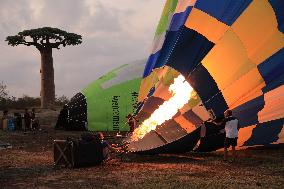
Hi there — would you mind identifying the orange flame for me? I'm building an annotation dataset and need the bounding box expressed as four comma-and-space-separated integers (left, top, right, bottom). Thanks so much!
131, 75, 193, 141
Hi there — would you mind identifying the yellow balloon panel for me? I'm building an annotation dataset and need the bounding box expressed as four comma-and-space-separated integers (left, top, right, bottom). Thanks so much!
202, 29, 256, 90
154, 66, 169, 81
222, 68, 265, 108
138, 72, 159, 102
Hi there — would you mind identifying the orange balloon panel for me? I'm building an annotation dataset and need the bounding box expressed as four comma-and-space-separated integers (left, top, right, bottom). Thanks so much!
202, 29, 256, 90
232, 0, 284, 65
185, 7, 228, 43
237, 125, 256, 147
258, 85, 284, 123
174, 114, 196, 133
222, 68, 265, 108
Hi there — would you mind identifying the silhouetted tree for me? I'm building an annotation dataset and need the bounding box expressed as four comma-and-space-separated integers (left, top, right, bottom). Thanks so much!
55, 95, 70, 106
0, 81, 8, 99
6, 27, 82, 108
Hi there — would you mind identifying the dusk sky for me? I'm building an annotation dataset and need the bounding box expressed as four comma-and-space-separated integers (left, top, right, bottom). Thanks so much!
0, 0, 164, 98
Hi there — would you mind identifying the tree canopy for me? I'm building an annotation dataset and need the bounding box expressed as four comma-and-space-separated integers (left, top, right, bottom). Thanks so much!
5, 27, 82, 108
5, 27, 82, 51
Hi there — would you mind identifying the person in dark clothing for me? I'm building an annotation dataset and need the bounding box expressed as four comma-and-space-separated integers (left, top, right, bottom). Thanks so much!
14, 113, 22, 130
30, 108, 35, 120
98, 132, 122, 160
3, 110, 8, 117
30, 108, 40, 130
55, 105, 68, 130
24, 108, 31, 131
126, 114, 138, 133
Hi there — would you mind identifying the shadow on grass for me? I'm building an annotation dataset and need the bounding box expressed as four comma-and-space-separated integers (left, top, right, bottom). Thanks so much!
121, 152, 206, 164
244, 144, 284, 151
0, 165, 54, 180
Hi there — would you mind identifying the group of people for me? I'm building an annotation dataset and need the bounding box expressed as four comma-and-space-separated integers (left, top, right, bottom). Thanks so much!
214, 109, 239, 162
83, 114, 137, 162
0, 108, 40, 132
23, 108, 40, 131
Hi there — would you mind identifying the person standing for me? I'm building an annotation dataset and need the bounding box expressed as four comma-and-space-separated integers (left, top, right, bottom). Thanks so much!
30, 108, 39, 130
1, 110, 9, 130
126, 114, 138, 133
223, 109, 239, 162
24, 108, 31, 132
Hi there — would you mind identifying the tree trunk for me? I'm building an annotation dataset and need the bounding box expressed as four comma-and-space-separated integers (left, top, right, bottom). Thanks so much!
40, 48, 55, 108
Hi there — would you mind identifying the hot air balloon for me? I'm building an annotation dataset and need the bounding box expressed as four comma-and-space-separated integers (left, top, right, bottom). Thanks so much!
127, 0, 284, 154
56, 60, 145, 132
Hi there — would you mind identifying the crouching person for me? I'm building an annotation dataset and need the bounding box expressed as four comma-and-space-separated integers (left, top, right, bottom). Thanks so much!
223, 109, 239, 162
72, 132, 122, 167
98, 132, 122, 161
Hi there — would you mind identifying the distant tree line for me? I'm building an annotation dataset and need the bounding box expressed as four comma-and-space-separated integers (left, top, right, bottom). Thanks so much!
0, 81, 69, 110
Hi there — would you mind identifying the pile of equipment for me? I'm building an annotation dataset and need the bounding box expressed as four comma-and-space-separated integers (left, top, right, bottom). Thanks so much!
54, 133, 104, 168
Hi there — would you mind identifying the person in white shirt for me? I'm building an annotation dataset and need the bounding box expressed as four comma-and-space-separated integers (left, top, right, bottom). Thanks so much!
223, 109, 239, 161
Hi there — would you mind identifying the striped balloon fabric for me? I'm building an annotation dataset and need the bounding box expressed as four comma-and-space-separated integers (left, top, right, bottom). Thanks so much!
128, 0, 284, 153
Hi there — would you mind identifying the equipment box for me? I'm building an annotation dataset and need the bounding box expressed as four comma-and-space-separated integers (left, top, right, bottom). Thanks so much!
54, 137, 104, 168
53, 140, 74, 168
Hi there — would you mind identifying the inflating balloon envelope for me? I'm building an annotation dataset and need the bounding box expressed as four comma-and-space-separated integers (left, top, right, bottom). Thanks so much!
127, 0, 284, 153
56, 60, 145, 131
56, 0, 284, 154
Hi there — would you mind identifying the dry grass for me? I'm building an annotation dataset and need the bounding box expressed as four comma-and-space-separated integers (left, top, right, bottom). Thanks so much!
0, 123, 283, 189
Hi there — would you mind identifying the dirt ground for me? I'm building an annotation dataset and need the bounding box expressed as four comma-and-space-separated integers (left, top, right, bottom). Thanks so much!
0, 111, 284, 189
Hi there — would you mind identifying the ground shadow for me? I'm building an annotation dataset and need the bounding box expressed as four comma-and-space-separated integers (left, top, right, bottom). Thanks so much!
0, 165, 54, 180
120, 152, 206, 164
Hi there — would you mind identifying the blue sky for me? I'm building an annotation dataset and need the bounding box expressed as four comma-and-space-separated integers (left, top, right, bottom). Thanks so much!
0, 0, 164, 97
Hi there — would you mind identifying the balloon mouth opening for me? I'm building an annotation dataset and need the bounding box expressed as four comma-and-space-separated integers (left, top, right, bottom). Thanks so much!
130, 74, 194, 142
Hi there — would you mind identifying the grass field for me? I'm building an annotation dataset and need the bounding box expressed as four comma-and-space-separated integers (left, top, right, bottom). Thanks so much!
0, 108, 284, 189
0, 119, 284, 189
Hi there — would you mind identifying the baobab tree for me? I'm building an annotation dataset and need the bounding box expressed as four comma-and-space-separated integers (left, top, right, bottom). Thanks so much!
6, 27, 82, 108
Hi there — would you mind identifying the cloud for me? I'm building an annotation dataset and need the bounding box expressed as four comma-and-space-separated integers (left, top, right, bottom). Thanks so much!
0, 0, 164, 97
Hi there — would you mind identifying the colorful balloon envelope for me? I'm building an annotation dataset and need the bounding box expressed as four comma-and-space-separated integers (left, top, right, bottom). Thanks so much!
128, 0, 284, 153
57, 0, 284, 154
